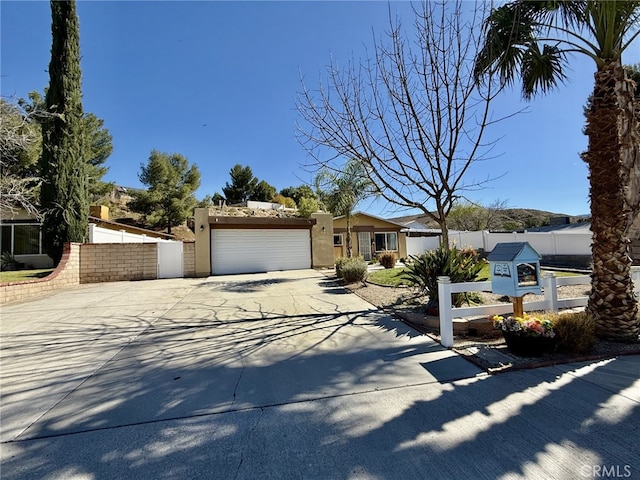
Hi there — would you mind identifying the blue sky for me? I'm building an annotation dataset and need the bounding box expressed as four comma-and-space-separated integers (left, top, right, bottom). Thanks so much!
2, 1, 639, 217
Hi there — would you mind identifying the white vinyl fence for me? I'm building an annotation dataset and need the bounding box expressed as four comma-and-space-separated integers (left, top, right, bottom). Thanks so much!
406, 230, 592, 257
88, 223, 174, 244
436, 266, 640, 348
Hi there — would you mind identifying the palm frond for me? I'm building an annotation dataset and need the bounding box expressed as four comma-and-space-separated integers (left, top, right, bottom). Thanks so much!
521, 43, 567, 99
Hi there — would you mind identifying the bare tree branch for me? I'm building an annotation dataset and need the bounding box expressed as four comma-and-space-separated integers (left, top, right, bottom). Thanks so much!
0, 98, 43, 218
296, 1, 516, 246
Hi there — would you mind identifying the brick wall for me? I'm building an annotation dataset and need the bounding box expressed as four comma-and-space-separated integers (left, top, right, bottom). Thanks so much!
80, 243, 158, 283
2, 241, 198, 305
1, 242, 81, 305
183, 241, 196, 277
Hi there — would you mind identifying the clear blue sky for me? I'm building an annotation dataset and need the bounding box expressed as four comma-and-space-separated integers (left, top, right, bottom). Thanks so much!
2, 1, 639, 217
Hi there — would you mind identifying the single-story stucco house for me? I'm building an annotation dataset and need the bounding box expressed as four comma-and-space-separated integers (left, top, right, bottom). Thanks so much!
332, 212, 407, 261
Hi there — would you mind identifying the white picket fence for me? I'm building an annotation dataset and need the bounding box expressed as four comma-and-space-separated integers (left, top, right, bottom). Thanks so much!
406, 230, 592, 257
436, 267, 640, 348
88, 223, 174, 243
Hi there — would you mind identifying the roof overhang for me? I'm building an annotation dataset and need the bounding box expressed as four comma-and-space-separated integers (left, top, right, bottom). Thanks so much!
209, 215, 317, 229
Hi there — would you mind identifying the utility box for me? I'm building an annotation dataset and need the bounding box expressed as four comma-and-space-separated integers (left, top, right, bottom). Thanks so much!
487, 242, 542, 297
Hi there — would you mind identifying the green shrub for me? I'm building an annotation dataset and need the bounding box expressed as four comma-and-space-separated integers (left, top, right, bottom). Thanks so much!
335, 257, 348, 278
548, 311, 596, 354
297, 197, 319, 218
340, 257, 368, 283
378, 252, 396, 269
403, 245, 485, 307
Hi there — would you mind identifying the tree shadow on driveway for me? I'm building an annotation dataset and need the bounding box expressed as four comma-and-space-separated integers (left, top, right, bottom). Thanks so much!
1, 275, 638, 479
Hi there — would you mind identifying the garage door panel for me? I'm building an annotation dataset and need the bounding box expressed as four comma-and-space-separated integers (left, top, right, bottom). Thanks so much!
211, 229, 310, 275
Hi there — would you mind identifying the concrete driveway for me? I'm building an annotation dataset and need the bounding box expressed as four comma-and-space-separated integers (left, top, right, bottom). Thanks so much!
1, 270, 638, 479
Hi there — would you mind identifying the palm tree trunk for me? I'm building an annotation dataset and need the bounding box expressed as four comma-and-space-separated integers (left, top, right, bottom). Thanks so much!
584, 61, 639, 342
346, 213, 352, 258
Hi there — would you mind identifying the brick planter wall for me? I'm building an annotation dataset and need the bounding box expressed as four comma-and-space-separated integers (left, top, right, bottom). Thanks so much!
1, 242, 81, 305
2, 241, 197, 305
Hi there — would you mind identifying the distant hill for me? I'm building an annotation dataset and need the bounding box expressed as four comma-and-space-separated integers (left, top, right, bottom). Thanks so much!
390, 208, 590, 232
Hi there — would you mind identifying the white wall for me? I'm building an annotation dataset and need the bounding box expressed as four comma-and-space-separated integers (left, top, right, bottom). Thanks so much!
406, 230, 593, 256
88, 224, 174, 244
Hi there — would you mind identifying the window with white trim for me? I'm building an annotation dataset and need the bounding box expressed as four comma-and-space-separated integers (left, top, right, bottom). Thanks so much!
374, 232, 398, 252
333, 233, 343, 246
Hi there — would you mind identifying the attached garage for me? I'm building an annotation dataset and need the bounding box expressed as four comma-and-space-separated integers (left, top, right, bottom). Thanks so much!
193, 207, 335, 277
211, 228, 311, 275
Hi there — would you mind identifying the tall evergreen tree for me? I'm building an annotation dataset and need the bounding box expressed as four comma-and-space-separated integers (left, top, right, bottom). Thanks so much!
40, 0, 88, 264
130, 150, 201, 234
222, 164, 258, 204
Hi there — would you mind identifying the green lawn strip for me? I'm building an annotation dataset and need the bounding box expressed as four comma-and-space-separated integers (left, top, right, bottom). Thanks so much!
367, 264, 581, 288
366, 267, 410, 287
0, 269, 55, 283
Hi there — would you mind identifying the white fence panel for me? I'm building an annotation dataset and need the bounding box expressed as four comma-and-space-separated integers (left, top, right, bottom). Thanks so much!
88, 224, 172, 244
406, 236, 441, 256
552, 232, 592, 255
450, 231, 485, 249
515, 232, 555, 255
483, 232, 517, 251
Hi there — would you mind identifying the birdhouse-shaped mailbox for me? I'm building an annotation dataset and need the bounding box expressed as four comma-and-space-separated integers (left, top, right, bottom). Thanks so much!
487, 242, 542, 297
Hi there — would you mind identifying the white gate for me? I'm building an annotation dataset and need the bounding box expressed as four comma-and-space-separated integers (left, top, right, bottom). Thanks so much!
157, 242, 183, 279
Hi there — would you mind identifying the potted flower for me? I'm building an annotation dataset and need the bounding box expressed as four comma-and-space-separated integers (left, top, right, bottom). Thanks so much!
491, 314, 556, 357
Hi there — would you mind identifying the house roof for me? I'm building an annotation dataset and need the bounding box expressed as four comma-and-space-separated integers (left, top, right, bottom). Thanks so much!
525, 222, 591, 233
332, 211, 406, 228
487, 242, 540, 262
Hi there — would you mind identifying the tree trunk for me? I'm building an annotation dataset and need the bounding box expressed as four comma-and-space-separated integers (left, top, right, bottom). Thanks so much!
584, 61, 639, 341
346, 213, 352, 258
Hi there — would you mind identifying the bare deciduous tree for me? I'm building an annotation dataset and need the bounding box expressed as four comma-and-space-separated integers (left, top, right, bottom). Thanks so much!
296, 1, 509, 247
0, 99, 42, 218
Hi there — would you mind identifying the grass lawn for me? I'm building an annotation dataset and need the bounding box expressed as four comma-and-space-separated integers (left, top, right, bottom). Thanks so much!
368, 263, 582, 287
0, 269, 55, 283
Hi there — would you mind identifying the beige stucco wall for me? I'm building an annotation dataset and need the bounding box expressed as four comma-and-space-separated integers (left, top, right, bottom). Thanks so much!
311, 212, 334, 268
194, 208, 212, 277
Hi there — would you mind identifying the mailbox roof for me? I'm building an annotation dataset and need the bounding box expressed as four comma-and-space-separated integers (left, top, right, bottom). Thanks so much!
487, 242, 541, 262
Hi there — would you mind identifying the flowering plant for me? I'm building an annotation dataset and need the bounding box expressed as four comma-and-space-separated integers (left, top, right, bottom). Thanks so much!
491, 314, 555, 338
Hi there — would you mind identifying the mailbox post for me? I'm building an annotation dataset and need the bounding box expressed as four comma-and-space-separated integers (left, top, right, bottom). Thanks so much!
487, 242, 542, 317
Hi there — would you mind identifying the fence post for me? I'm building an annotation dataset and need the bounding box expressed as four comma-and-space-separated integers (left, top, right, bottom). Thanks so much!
543, 272, 558, 312
632, 266, 640, 298
437, 276, 454, 348
88, 223, 96, 243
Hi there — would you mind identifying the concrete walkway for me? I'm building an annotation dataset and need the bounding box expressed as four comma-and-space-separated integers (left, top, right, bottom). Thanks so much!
1, 270, 638, 479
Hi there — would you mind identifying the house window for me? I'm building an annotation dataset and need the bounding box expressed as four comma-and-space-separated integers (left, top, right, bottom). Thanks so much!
333, 233, 343, 246
0, 224, 41, 255
374, 232, 398, 252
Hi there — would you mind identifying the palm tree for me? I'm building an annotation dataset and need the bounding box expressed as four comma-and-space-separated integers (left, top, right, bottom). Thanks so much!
315, 159, 376, 258
474, 0, 640, 341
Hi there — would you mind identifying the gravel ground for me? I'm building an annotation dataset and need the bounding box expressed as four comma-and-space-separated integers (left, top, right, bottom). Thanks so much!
332, 273, 640, 371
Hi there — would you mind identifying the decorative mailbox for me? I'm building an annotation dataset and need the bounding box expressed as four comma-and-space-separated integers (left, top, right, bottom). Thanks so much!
487, 242, 542, 297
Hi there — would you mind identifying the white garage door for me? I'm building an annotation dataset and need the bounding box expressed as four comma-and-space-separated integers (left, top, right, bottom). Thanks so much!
211, 229, 311, 275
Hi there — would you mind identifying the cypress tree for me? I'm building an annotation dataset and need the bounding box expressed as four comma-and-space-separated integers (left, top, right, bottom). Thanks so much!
40, 0, 88, 265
